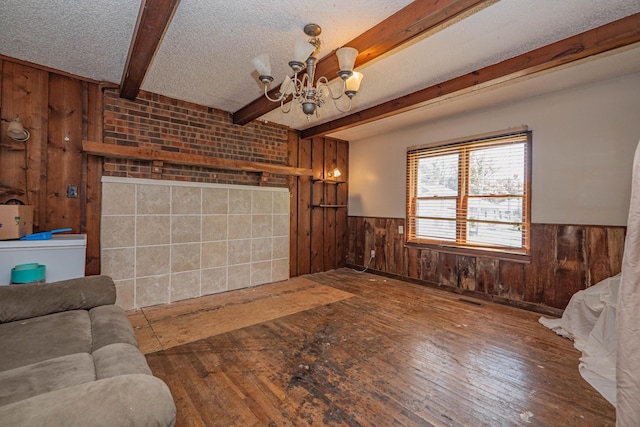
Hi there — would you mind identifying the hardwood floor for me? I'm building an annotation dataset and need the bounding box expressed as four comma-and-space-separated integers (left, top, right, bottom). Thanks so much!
129, 269, 615, 426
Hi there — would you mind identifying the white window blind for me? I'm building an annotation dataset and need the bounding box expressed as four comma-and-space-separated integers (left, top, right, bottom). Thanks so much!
406, 131, 531, 254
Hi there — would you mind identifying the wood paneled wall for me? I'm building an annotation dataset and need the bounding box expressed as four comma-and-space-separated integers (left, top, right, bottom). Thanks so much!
0, 59, 103, 274
347, 217, 625, 312
289, 135, 349, 277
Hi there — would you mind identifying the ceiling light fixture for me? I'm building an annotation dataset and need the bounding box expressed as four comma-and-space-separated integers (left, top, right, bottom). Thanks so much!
252, 23, 363, 121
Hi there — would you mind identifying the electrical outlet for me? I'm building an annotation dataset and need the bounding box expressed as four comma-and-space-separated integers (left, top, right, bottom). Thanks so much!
399, 225, 404, 234
370, 249, 376, 258
67, 185, 78, 198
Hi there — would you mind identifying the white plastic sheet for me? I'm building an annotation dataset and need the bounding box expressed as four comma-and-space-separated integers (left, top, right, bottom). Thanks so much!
616, 140, 640, 427
539, 275, 619, 405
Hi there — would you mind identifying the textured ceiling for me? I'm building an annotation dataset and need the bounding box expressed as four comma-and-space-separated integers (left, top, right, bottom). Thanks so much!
1, 0, 639, 135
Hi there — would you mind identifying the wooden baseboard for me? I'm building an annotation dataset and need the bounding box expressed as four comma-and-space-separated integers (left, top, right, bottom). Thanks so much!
346, 264, 564, 317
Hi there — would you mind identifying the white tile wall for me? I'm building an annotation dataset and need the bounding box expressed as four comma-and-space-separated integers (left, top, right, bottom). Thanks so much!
101, 177, 289, 310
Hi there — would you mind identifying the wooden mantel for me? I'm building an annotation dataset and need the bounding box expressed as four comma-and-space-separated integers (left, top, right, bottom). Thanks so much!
82, 140, 313, 177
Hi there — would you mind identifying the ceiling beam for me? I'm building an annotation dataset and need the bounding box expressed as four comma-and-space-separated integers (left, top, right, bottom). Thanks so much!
232, 0, 495, 126
301, 13, 640, 140
119, 0, 180, 100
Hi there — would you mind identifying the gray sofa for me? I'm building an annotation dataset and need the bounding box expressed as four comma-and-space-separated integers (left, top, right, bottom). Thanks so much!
0, 276, 176, 426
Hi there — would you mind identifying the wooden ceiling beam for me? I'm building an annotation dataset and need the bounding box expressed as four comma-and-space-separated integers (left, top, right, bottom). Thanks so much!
232, 0, 494, 126
119, 0, 180, 100
301, 13, 640, 140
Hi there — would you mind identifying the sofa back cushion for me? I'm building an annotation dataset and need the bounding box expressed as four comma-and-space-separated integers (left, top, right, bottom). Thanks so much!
0, 276, 116, 324
0, 310, 91, 372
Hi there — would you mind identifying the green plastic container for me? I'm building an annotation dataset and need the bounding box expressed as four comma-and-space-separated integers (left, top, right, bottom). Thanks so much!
11, 263, 46, 284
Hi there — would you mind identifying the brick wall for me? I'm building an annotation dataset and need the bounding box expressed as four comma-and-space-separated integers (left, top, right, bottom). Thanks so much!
102, 89, 289, 187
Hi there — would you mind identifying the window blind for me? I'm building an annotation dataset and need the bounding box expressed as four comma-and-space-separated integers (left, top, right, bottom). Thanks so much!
406, 131, 531, 253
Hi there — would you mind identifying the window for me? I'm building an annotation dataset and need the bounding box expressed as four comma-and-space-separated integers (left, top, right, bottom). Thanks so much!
406, 130, 531, 255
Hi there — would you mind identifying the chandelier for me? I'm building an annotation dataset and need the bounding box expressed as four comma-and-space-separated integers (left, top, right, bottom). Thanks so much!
251, 23, 363, 121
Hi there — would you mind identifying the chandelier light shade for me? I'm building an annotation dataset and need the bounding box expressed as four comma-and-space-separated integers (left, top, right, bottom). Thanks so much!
292, 38, 316, 66
335, 47, 358, 79
251, 54, 272, 80
251, 23, 363, 121
345, 71, 364, 96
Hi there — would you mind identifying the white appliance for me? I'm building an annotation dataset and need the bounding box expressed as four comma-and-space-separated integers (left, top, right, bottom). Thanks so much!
0, 234, 86, 285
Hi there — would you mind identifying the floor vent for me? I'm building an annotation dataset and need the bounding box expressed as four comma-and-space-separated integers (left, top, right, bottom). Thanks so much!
458, 298, 483, 307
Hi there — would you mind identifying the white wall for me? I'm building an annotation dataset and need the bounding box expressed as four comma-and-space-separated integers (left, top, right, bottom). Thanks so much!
349, 73, 640, 226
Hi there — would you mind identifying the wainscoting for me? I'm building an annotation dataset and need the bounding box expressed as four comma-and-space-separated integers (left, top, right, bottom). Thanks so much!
347, 217, 625, 312
101, 177, 289, 310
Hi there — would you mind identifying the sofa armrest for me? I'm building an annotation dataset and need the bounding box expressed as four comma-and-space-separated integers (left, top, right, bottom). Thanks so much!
0, 374, 176, 427
0, 276, 116, 324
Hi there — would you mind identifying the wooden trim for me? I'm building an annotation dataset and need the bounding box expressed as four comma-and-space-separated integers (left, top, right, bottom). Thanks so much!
346, 265, 563, 317
119, 0, 180, 100
0, 54, 102, 84
232, 0, 494, 125
82, 140, 314, 177
404, 242, 531, 263
301, 13, 640, 139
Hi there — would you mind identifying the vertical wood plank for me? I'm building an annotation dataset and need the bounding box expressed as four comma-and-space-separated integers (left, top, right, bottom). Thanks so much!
310, 138, 324, 272
47, 74, 83, 231
323, 139, 336, 269
384, 219, 398, 274
0, 62, 48, 226
606, 227, 625, 276
476, 258, 498, 294
335, 141, 348, 268
84, 82, 103, 275
586, 226, 625, 286
287, 130, 299, 277
392, 218, 405, 276
525, 224, 556, 305
420, 248, 440, 284
554, 225, 587, 308
1, 61, 28, 205
457, 256, 476, 291
374, 218, 387, 271
347, 216, 357, 265
406, 247, 420, 279
500, 261, 525, 300
440, 253, 457, 288
354, 216, 365, 266
363, 217, 375, 268
296, 138, 312, 275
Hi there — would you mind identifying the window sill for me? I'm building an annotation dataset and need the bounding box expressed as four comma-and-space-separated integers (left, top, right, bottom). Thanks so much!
405, 242, 531, 264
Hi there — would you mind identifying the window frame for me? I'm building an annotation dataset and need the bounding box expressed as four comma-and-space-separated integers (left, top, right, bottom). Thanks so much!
406, 129, 532, 261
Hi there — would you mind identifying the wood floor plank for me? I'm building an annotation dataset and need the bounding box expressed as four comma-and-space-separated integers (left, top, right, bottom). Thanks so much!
142, 269, 615, 426
135, 278, 354, 350
127, 308, 163, 354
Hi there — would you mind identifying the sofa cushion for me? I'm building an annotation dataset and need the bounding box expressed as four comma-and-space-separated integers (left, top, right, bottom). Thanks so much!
93, 343, 152, 379
0, 374, 177, 427
0, 353, 95, 407
90, 305, 138, 351
0, 310, 91, 372
0, 276, 116, 324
